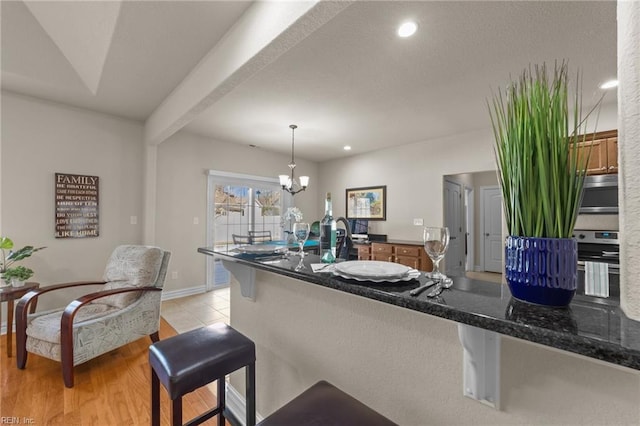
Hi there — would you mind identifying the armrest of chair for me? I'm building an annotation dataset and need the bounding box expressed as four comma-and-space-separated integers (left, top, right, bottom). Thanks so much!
61, 286, 162, 333
16, 281, 106, 327
15, 281, 107, 368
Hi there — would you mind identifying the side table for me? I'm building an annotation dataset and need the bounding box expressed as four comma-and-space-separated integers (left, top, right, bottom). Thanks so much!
0, 282, 40, 357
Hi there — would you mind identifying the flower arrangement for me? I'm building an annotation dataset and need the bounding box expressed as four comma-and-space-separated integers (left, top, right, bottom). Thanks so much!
283, 207, 303, 222
282, 207, 303, 243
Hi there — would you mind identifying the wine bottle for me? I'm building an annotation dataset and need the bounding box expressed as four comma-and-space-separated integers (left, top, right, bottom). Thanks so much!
320, 192, 337, 263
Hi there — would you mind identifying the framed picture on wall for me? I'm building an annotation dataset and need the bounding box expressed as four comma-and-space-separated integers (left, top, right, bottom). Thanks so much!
345, 186, 386, 220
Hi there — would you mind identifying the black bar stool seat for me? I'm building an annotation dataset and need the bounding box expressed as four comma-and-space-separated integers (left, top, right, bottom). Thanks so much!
149, 323, 256, 426
257, 380, 397, 426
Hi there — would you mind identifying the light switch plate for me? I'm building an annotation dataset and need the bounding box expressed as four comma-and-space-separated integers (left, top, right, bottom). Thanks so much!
130, 216, 137, 225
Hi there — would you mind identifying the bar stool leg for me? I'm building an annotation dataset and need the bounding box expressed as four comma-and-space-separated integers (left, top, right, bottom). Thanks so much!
217, 378, 225, 426
246, 362, 256, 426
151, 369, 160, 426
171, 397, 182, 426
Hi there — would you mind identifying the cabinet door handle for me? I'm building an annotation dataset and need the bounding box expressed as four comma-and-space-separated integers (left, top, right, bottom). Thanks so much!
609, 166, 615, 170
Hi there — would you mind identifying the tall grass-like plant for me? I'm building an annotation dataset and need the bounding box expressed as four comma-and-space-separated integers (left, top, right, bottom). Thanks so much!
489, 62, 600, 239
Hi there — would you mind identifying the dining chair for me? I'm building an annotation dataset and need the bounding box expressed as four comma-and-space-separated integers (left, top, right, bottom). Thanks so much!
248, 230, 272, 243
232, 234, 252, 244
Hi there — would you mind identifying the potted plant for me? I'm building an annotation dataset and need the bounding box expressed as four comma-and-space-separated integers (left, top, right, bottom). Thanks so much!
0, 237, 45, 287
2, 265, 34, 287
488, 61, 600, 307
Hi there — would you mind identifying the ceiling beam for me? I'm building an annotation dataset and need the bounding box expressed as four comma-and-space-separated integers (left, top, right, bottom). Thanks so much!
144, 0, 352, 146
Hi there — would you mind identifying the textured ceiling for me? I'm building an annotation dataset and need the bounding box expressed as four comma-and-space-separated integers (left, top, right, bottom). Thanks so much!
1, 1, 617, 162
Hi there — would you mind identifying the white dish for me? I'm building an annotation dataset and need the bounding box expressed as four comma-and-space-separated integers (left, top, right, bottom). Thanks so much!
332, 268, 421, 283
237, 245, 287, 254
334, 261, 411, 279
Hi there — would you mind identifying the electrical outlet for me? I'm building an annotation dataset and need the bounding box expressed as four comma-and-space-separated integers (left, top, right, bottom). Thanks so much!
171, 271, 178, 280
193, 217, 199, 225
413, 218, 424, 226
130, 216, 137, 225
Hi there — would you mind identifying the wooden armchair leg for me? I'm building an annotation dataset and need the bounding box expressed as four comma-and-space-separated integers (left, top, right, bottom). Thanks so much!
62, 359, 75, 388
15, 301, 29, 369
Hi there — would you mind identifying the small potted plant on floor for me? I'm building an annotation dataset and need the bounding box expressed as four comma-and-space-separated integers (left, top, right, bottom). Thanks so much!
0, 237, 45, 287
488, 61, 601, 307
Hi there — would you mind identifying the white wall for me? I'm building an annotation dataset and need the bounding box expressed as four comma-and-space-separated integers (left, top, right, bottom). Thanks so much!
155, 130, 319, 292
1, 91, 144, 314
319, 127, 496, 240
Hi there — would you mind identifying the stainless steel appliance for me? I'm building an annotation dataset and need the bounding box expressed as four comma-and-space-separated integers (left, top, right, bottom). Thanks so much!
572, 230, 619, 305
579, 174, 618, 214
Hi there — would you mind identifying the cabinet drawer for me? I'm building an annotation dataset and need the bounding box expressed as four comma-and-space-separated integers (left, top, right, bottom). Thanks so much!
395, 246, 421, 257
357, 245, 371, 260
395, 256, 420, 269
372, 253, 393, 262
371, 243, 393, 255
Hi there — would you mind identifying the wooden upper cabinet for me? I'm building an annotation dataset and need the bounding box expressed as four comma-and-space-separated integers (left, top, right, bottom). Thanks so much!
571, 130, 618, 175
606, 135, 618, 173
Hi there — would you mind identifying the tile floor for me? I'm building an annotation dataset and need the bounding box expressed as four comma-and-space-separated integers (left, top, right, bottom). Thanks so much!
161, 286, 230, 334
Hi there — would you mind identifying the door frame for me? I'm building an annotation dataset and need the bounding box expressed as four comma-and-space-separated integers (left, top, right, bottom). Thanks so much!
443, 178, 465, 276
479, 185, 501, 272
464, 186, 474, 272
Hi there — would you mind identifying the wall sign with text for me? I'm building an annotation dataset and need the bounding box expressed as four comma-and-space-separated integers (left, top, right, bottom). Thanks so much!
55, 173, 99, 238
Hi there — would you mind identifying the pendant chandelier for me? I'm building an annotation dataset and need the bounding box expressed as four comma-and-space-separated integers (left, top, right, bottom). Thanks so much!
279, 124, 309, 195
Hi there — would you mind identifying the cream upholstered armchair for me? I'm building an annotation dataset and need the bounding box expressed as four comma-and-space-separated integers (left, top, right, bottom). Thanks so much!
15, 245, 170, 388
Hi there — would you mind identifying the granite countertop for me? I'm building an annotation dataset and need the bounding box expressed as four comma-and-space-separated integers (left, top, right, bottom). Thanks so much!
198, 246, 640, 371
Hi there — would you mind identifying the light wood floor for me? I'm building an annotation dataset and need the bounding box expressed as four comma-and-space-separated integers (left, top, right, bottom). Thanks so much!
0, 318, 227, 425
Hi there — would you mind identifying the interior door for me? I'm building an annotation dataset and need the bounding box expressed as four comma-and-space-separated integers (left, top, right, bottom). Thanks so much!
482, 186, 503, 273
444, 179, 465, 276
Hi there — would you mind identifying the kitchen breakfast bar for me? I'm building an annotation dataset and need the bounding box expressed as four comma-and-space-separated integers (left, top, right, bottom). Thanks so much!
198, 246, 640, 425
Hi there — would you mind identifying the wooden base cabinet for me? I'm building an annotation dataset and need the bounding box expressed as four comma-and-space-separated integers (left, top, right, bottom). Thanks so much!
358, 242, 432, 272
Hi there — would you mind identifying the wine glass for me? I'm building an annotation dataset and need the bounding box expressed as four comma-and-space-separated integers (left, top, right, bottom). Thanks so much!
293, 222, 310, 271
423, 226, 451, 287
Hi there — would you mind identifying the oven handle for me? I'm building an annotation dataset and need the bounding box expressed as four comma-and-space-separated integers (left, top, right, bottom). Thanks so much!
577, 260, 620, 274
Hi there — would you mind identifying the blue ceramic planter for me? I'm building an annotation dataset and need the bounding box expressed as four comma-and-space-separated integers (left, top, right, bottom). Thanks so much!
505, 236, 577, 307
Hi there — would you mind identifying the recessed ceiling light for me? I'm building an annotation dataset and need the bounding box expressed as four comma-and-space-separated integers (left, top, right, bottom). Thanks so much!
397, 21, 418, 38
343, 145, 352, 151
600, 79, 618, 89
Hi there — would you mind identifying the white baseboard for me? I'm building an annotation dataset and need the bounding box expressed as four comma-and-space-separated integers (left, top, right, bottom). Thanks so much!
474, 265, 483, 272
161, 285, 206, 301
225, 382, 263, 426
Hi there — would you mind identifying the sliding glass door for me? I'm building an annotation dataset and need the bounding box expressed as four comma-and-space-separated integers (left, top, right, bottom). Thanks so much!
206, 171, 290, 289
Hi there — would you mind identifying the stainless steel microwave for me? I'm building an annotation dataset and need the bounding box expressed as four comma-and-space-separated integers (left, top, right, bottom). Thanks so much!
579, 174, 618, 214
